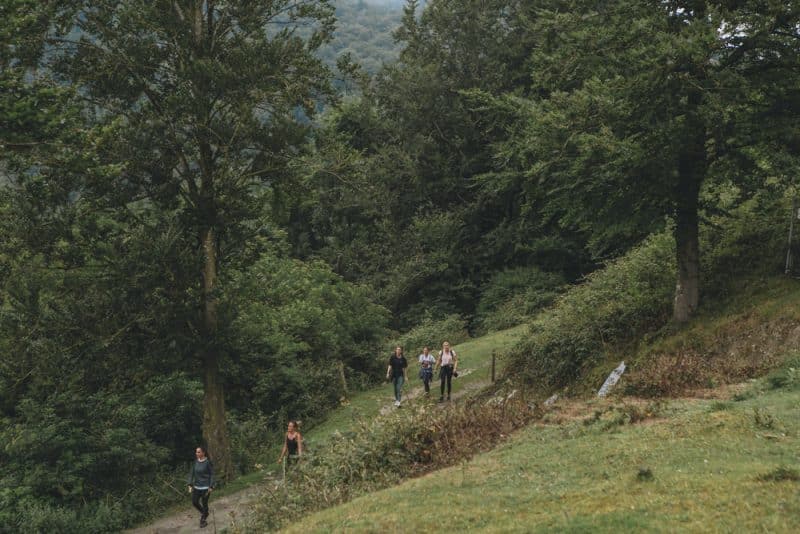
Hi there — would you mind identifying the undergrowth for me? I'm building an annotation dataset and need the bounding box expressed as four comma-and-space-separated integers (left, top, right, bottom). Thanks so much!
581, 401, 664, 431
506, 191, 793, 395
388, 313, 470, 356
241, 393, 535, 532
506, 231, 676, 391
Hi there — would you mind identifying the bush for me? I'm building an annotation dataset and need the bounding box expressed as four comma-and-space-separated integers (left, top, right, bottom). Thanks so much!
245, 393, 534, 531
475, 267, 566, 333
224, 254, 389, 427
756, 466, 800, 482
9, 500, 128, 534
507, 232, 675, 390
228, 411, 281, 476
582, 401, 663, 431
507, 190, 794, 393
701, 191, 791, 297
388, 313, 470, 358
765, 353, 800, 391
0, 381, 197, 532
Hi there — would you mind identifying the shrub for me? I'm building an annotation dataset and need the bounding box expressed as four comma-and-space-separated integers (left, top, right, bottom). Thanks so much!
507, 190, 794, 393
624, 312, 799, 397
752, 407, 778, 429
475, 266, 566, 333
0, 384, 192, 532
765, 353, 800, 391
228, 410, 281, 476
709, 401, 733, 412
244, 393, 534, 531
701, 191, 791, 297
756, 466, 800, 482
225, 254, 389, 426
636, 467, 655, 482
388, 313, 470, 357
582, 401, 663, 431
507, 232, 675, 390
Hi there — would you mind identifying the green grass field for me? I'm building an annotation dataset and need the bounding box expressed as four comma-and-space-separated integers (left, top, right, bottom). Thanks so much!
284, 381, 800, 533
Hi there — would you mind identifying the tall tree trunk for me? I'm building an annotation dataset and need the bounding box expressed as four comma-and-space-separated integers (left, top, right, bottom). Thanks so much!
673, 77, 706, 324
200, 226, 232, 481
673, 193, 700, 323
673, 125, 705, 323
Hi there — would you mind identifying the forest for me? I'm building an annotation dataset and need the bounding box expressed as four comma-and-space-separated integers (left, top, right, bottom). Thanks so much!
1, 0, 798, 532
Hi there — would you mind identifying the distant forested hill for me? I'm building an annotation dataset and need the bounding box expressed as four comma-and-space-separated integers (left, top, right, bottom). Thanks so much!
322, 0, 408, 74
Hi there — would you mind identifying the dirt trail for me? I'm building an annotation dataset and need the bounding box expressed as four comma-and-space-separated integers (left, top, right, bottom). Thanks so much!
125, 482, 265, 534
379, 367, 480, 414
130, 368, 484, 533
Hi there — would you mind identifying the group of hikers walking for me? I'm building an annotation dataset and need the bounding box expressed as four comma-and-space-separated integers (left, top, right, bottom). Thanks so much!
386, 341, 459, 406
186, 342, 458, 528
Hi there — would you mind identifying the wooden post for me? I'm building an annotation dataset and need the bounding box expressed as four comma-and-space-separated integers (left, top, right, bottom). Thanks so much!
491, 351, 496, 383
787, 195, 797, 275
338, 360, 349, 398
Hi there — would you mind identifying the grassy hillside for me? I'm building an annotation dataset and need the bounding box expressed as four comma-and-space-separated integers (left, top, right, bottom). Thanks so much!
244, 275, 800, 532
284, 380, 799, 532
218, 324, 526, 495
309, 324, 527, 441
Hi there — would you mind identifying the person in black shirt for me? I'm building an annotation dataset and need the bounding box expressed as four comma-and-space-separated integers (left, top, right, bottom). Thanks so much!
386, 346, 408, 407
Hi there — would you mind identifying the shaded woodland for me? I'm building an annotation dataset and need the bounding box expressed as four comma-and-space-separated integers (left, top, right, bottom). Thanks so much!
1, 1, 798, 531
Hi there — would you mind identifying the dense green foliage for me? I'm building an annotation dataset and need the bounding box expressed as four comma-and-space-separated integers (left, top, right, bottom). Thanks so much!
475, 266, 566, 333
0, 1, 387, 531
473, 0, 800, 322
322, 1, 403, 75
1, 0, 799, 531
507, 191, 794, 391
224, 253, 388, 425
388, 313, 469, 356
291, 0, 594, 331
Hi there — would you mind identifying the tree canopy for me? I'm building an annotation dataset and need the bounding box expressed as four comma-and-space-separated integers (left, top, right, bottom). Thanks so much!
1, 0, 798, 531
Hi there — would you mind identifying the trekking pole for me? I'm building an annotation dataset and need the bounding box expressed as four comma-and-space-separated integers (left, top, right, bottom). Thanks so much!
787, 195, 797, 275
211, 505, 217, 534
282, 456, 286, 485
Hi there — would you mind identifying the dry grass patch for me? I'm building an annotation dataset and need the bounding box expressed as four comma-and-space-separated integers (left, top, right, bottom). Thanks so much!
624, 305, 800, 397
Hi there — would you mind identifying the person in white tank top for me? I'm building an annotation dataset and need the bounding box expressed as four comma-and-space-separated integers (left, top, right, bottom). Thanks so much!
435, 341, 458, 401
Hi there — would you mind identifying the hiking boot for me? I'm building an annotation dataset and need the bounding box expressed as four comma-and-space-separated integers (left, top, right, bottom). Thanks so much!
438, 396, 444, 402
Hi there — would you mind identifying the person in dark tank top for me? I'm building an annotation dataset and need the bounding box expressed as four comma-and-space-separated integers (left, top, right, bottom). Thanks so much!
277, 420, 303, 466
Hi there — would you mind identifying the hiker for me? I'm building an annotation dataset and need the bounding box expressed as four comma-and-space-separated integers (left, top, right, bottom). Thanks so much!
187, 445, 214, 529
277, 420, 303, 466
386, 345, 408, 406
436, 341, 458, 402
418, 346, 436, 394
